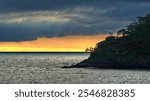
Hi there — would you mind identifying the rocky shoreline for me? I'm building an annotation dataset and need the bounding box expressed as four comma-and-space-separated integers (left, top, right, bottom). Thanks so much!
61, 58, 150, 70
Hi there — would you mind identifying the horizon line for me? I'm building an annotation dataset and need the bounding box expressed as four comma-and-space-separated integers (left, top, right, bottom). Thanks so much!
0, 52, 90, 53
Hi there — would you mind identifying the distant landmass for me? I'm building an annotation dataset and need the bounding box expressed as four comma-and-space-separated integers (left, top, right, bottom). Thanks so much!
62, 14, 150, 69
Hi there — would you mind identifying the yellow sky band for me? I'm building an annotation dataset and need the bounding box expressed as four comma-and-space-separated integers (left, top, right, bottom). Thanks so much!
0, 34, 108, 52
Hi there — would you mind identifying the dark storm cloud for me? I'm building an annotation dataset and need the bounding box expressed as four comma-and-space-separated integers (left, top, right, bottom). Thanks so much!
0, 0, 150, 41
0, 0, 148, 13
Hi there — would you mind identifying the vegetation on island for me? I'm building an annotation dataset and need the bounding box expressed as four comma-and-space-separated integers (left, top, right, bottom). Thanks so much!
62, 14, 150, 69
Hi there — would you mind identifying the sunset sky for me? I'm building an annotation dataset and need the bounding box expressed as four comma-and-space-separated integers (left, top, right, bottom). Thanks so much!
0, 0, 150, 52
0, 34, 108, 52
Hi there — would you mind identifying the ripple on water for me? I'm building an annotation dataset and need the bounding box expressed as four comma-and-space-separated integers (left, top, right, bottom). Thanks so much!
0, 53, 150, 84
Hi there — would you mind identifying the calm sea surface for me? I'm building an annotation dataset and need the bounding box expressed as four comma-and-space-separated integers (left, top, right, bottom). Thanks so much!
0, 53, 150, 84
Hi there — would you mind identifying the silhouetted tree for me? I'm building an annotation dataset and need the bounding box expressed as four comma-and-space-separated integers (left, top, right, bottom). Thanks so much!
85, 47, 94, 52
117, 29, 128, 37
109, 32, 114, 36
125, 14, 150, 40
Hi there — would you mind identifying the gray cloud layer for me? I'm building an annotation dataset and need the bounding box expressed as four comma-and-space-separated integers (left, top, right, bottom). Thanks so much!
0, 0, 150, 41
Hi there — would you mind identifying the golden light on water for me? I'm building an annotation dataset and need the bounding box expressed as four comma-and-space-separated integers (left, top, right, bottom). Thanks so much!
0, 34, 108, 52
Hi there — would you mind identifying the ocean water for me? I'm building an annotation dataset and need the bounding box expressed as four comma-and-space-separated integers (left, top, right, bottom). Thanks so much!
0, 53, 150, 84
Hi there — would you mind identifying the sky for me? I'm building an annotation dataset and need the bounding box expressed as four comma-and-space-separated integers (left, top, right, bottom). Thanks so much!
0, 0, 150, 52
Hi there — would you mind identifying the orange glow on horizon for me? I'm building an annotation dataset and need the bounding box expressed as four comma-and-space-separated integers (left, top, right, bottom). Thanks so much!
0, 34, 108, 52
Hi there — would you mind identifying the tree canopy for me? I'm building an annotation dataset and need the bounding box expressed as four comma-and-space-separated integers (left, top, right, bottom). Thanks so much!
118, 14, 150, 40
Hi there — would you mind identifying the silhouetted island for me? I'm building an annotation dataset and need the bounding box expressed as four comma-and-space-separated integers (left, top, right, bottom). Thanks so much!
62, 14, 150, 69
